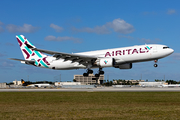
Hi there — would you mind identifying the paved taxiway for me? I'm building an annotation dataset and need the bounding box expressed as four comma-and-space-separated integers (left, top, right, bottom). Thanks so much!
1, 87, 180, 92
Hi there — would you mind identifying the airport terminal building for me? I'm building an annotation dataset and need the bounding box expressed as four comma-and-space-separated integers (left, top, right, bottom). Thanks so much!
139, 82, 167, 87
74, 74, 104, 85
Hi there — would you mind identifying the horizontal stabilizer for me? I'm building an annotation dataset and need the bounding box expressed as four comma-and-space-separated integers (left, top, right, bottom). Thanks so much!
9, 58, 26, 61
9, 58, 35, 65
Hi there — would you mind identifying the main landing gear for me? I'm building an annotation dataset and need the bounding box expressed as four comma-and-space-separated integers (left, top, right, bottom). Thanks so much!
83, 68, 105, 78
95, 68, 104, 77
154, 59, 158, 67
83, 69, 93, 77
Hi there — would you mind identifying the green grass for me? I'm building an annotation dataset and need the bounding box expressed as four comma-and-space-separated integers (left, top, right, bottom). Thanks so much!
0, 92, 180, 120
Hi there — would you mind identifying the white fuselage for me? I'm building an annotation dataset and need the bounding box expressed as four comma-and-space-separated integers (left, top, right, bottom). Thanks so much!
36, 44, 174, 70
27, 84, 51, 87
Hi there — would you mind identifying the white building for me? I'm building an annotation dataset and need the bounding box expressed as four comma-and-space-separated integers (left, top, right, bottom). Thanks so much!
0, 83, 6, 88
74, 74, 104, 85
113, 80, 145, 84
139, 82, 167, 87
13, 80, 22, 85
55, 82, 81, 86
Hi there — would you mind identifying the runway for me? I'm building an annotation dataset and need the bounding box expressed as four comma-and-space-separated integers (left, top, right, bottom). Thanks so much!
1, 87, 180, 92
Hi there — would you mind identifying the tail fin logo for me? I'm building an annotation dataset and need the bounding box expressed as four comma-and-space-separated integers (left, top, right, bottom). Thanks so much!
16, 35, 50, 68
16, 35, 36, 60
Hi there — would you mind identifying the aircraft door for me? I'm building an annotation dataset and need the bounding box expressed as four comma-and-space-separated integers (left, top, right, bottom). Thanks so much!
149, 46, 157, 58
153, 46, 157, 53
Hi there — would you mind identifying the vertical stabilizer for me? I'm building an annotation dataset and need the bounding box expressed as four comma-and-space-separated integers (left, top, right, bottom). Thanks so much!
16, 35, 47, 66
15, 35, 51, 68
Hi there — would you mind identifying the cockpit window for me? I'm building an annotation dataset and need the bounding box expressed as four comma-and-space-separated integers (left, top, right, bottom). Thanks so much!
163, 47, 169, 49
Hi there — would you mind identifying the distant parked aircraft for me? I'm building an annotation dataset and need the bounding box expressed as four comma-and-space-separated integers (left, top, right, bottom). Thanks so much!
162, 84, 180, 87
21, 80, 51, 88
10, 35, 174, 77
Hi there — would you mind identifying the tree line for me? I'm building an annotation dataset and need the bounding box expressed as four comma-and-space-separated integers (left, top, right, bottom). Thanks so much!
102, 79, 180, 86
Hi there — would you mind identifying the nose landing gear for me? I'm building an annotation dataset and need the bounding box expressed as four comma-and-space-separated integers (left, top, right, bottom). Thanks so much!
154, 60, 158, 67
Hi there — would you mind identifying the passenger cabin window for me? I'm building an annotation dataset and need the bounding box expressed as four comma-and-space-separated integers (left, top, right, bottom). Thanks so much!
163, 47, 169, 49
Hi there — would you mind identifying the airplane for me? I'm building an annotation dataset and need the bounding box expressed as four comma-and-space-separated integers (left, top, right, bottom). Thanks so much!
27, 84, 51, 88
21, 79, 51, 88
162, 84, 180, 87
10, 35, 174, 77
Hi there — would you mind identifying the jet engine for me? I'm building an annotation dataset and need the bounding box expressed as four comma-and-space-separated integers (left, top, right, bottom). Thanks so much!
95, 58, 115, 67
114, 63, 132, 69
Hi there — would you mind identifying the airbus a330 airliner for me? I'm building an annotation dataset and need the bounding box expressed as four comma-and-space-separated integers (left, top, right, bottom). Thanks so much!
10, 35, 174, 77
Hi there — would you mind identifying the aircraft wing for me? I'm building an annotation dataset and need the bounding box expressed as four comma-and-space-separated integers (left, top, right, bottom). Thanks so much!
32, 48, 97, 64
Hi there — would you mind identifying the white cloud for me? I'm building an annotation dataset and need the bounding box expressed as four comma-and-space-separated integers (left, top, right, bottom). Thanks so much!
118, 36, 162, 43
0, 21, 3, 25
0, 60, 15, 68
72, 18, 134, 34
0, 26, 4, 33
0, 53, 5, 57
138, 38, 162, 43
167, 9, 176, 15
50, 23, 63, 32
5, 43, 14, 46
171, 53, 180, 60
118, 35, 134, 40
106, 18, 135, 34
6, 24, 39, 33
44, 35, 82, 43
1, 61, 14, 67
72, 25, 110, 34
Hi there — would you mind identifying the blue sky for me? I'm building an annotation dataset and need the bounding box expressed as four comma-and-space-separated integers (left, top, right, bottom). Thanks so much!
0, 0, 180, 83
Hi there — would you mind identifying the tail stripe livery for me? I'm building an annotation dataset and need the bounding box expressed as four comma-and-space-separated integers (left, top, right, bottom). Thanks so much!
34, 51, 42, 58
22, 49, 30, 59
40, 60, 49, 68
16, 35, 50, 68
25, 46, 32, 55
17, 38, 23, 47
18, 35, 25, 43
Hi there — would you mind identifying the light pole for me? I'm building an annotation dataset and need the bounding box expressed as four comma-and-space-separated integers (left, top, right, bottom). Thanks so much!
60, 74, 61, 82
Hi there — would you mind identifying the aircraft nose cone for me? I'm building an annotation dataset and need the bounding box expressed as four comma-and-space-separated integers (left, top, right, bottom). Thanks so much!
167, 48, 174, 56
170, 48, 174, 54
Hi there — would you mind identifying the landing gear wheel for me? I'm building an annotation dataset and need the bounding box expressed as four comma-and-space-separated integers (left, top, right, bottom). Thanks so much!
99, 71, 104, 75
83, 73, 89, 77
88, 70, 93, 74
154, 64, 158, 67
95, 74, 100, 77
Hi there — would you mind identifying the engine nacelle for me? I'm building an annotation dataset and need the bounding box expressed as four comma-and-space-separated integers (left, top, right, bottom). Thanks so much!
96, 58, 115, 67
114, 63, 132, 69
